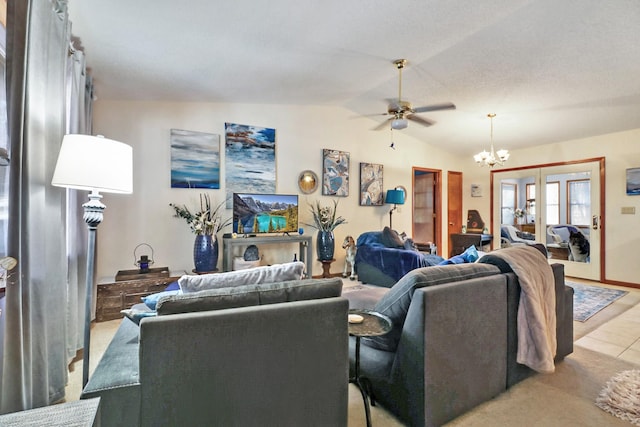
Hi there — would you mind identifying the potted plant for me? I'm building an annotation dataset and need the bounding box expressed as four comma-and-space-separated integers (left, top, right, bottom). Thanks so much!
305, 199, 347, 261
170, 194, 231, 272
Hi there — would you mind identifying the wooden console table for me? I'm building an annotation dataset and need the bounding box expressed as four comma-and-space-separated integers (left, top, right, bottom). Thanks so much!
96, 270, 185, 322
223, 235, 312, 277
450, 233, 492, 257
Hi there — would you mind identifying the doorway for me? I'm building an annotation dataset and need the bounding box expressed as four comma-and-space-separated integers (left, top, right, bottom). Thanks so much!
412, 168, 441, 254
491, 158, 604, 281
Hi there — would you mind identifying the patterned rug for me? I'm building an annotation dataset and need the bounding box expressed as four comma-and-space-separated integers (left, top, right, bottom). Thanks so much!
596, 369, 640, 425
567, 281, 628, 322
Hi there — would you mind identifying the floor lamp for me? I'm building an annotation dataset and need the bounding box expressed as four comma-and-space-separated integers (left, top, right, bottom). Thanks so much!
385, 188, 405, 230
52, 134, 133, 387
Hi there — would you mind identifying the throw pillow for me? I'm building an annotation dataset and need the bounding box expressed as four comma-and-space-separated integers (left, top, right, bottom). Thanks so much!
141, 290, 181, 310
121, 308, 157, 325
363, 263, 501, 352
438, 245, 479, 265
381, 226, 404, 248
178, 261, 306, 293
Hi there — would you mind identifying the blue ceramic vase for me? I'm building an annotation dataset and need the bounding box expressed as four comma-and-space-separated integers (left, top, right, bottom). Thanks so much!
193, 234, 218, 273
316, 231, 335, 261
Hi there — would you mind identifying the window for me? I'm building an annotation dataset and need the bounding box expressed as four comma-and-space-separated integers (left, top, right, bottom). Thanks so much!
546, 182, 560, 224
525, 183, 535, 220
568, 179, 590, 225
501, 182, 516, 224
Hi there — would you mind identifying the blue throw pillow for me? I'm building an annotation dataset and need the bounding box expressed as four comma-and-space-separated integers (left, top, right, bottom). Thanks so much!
164, 281, 180, 291
142, 290, 180, 310
438, 245, 479, 265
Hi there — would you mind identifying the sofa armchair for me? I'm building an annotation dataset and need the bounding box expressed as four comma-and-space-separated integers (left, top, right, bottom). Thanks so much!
344, 245, 573, 427
81, 273, 349, 427
355, 229, 444, 287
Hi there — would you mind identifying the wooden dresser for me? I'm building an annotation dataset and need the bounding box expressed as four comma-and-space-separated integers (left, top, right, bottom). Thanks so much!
96, 268, 185, 322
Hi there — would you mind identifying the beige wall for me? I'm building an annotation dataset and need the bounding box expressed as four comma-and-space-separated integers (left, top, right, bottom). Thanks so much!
93, 100, 640, 285
92, 100, 462, 279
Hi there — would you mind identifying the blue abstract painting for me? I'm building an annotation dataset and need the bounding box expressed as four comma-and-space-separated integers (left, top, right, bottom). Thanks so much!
170, 129, 220, 189
322, 149, 349, 196
225, 122, 276, 207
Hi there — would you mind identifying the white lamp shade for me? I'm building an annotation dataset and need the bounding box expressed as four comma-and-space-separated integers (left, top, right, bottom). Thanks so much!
391, 118, 408, 130
52, 134, 133, 194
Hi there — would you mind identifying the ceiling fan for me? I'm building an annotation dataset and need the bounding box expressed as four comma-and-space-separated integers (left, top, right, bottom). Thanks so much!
373, 59, 456, 131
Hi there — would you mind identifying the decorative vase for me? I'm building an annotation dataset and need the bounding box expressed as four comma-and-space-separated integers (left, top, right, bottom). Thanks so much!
193, 234, 218, 273
316, 230, 335, 261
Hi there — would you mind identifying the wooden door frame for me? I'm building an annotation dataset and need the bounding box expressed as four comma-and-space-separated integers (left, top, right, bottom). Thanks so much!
412, 167, 442, 252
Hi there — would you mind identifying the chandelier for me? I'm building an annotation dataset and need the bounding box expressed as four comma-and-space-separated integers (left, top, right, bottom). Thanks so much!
473, 113, 509, 167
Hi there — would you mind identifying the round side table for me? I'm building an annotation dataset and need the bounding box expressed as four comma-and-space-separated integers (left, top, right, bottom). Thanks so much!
348, 309, 392, 427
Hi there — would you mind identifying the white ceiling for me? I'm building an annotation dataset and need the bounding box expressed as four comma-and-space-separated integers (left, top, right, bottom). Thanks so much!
68, 0, 640, 156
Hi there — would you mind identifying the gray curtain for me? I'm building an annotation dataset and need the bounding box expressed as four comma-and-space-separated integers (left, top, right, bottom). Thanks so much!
1, 0, 90, 412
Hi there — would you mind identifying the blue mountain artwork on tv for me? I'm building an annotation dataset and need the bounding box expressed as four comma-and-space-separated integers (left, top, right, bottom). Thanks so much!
233, 193, 298, 234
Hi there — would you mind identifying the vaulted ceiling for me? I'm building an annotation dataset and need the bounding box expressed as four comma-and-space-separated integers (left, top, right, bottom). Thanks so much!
68, 0, 640, 155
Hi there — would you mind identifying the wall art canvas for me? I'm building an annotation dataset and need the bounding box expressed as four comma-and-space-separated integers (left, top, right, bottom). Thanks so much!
170, 129, 220, 189
626, 167, 640, 195
322, 149, 349, 196
359, 163, 384, 206
225, 122, 277, 207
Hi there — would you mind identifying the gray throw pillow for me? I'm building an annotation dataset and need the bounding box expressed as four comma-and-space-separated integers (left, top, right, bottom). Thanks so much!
364, 263, 501, 352
381, 226, 404, 248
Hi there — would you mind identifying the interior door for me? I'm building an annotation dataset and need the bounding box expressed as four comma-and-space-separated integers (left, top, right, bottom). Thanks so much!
492, 160, 602, 281
413, 168, 441, 254
447, 171, 463, 257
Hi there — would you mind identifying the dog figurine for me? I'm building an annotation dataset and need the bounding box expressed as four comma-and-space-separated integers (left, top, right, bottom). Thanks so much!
341, 235, 357, 280
568, 230, 590, 262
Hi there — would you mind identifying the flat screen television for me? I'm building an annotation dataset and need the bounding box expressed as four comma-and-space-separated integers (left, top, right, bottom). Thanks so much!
233, 193, 299, 234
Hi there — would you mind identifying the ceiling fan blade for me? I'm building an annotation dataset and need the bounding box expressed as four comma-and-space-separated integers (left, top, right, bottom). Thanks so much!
372, 118, 392, 131
412, 102, 456, 113
407, 114, 434, 127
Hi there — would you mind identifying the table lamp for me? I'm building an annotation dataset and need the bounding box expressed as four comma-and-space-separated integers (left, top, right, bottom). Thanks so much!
385, 188, 405, 229
52, 134, 133, 387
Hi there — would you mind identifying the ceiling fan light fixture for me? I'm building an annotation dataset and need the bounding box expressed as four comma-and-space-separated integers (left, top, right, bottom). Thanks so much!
391, 118, 408, 130
474, 113, 509, 168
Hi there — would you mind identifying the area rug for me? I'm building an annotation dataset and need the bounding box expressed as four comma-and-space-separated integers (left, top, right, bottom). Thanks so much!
595, 369, 640, 425
567, 281, 628, 322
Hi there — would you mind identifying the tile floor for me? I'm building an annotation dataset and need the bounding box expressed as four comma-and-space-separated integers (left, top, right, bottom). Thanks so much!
563, 277, 640, 365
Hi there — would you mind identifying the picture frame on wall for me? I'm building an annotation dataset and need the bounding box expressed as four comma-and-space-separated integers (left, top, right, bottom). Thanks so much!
359, 163, 384, 206
626, 167, 640, 195
170, 129, 221, 189
225, 122, 277, 207
322, 149, 349, 196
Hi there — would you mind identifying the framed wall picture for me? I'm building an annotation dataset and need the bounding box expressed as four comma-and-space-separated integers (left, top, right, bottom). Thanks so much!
626, 167, 640, 195
322, 149, 349, 196
225, 122, 277, 207
170, 129, 220, 189
359, 163, 384, 206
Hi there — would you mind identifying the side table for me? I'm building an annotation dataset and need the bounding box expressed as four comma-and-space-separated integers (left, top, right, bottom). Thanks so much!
348, 309, 392, 427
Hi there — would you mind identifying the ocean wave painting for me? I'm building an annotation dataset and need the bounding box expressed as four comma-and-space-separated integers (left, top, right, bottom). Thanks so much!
225, 122, 276, 207
170, 129, 220, 189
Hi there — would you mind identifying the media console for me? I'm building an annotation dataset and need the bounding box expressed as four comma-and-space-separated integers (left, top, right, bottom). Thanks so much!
222, 235, 313, 278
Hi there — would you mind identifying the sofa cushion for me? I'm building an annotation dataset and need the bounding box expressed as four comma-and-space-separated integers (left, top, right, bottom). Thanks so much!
177, 261, 305, 293
141, 290, 181, 310
381, 226, 404, 248
156, 277, 343, 315
356, 231, 384, 247
364, 263, 501, 352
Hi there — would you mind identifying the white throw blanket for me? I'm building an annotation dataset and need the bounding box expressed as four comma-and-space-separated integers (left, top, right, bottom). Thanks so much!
491, 246, 557, 373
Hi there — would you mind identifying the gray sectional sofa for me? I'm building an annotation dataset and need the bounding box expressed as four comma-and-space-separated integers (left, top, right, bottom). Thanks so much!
81, 274, 349, 427
343, 245, 574, 427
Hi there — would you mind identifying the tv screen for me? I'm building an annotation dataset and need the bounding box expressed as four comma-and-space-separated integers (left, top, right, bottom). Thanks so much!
233, 193, 299, 234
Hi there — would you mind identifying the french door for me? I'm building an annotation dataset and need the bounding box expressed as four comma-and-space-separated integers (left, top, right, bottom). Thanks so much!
492, 159, 603, 281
